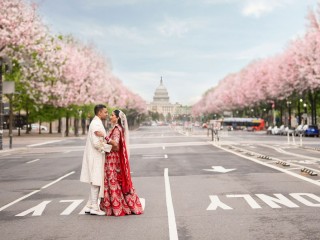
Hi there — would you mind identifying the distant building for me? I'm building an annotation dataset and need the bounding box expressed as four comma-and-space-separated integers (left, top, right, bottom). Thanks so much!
147, 77, 191, 120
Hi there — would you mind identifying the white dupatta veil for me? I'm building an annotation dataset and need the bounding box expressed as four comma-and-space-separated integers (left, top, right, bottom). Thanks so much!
118, 110, 130, 158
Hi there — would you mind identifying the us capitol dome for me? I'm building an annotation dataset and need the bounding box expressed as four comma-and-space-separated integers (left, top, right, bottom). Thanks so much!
147, 77, 191, 119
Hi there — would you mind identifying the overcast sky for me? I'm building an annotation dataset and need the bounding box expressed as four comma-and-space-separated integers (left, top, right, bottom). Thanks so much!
34, 0, 318, 105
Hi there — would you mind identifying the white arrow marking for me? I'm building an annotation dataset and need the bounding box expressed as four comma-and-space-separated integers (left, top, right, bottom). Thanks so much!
203, 166, 236, 173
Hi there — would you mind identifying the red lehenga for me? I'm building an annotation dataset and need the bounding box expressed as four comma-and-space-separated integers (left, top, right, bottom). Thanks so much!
100, 124, 143, 216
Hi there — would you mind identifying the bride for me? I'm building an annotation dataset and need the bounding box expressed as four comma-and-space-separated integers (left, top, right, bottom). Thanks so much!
95, 109, 143, 216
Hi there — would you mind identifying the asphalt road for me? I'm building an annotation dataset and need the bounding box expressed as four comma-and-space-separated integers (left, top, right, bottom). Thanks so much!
0, 126, 320, 240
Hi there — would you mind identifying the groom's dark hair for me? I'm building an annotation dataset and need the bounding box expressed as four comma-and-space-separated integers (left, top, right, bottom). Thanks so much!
94, 104, 107, 115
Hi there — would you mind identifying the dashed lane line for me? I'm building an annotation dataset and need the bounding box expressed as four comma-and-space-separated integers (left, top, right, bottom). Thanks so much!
27, 140, 64, 147
26, 159, 40, 164
131, 142, 211, 149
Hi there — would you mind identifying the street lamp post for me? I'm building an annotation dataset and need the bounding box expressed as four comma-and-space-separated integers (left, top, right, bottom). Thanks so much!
298, 98, 303, 125
4, 82, 15, 149
0, 60, 3, 150
303, 103, 307, 125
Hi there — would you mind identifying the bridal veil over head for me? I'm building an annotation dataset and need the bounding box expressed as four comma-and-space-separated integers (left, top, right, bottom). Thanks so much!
118, 110, 130, 157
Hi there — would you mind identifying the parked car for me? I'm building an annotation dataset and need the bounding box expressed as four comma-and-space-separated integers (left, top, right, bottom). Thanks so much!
304, 125, 319, 137
23, 124, 48, 131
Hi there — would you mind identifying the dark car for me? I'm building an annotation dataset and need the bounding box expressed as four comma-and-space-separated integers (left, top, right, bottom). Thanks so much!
304, 125, 319, 137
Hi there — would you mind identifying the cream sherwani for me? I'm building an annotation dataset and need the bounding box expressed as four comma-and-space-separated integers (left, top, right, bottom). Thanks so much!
80, 116, 112, 197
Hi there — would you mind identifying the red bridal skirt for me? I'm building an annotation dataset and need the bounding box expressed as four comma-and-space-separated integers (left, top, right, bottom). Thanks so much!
100, 152, 143, 216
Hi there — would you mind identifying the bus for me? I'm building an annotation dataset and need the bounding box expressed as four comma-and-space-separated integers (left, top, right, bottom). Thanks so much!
222, 117, 265, 131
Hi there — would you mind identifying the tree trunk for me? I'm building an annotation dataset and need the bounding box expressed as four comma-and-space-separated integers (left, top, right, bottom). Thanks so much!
65, 113, 69, 137
58, 118, 61, 133
308, 91, 316, 125
49, 122, 52, 134
38, 120, 41, 134
297, 101, 301, 125
74, 118, 78, 136
280, 104, 283, 126
26, 106, 30, 134
314, 92, 318, 125
81, 118, 86, 135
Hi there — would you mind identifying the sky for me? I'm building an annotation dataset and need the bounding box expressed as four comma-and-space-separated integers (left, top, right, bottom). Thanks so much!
34, 0, 319, 105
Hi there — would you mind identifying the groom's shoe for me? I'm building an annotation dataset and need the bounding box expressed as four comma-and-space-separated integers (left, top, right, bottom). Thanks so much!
90, 206, 105, 216
84, 205, 91, 214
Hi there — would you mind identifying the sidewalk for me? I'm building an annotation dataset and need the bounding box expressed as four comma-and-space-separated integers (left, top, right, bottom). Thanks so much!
0, 130, 87, 153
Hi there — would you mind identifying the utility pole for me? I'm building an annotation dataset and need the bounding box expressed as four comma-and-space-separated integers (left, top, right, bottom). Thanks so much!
0, 56, 12, 150
0, 60, 3, 150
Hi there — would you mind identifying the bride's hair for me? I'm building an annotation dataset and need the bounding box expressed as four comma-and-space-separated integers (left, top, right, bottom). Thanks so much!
113, 110, 122, 127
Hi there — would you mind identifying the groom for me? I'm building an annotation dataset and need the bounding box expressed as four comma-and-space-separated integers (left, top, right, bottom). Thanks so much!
80, 104, 115, 215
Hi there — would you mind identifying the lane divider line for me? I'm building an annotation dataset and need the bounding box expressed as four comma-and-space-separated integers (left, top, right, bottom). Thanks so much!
164, 168, 179, 240
26, 159, 40, 164
0, 171, 75, 212
27, 140, 63, 147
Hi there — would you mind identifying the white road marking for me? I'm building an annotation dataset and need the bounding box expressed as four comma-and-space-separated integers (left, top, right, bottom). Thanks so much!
207, 195, 232, 210
290, 193, 320, 207
211, 143, 320, 187
143, 155, 167, 159
164, 154, 168, 159
256, 194, 299, 208
203, 166, 236, 173
27, 140, 63, 147
226, 194, 261, 209
26, 159, 40, 164
0, 171, 75, 212
163, 146, 165, 150
16, 200, 52, 216
0, 190, 40, 212
131, 141, 210, 149
287, 167, 302, 171
164, 168, 178, 240
260, 144, 320, 161
207, 193, 320, 210
60, 200, 84, 215
41, 171, 75, 189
